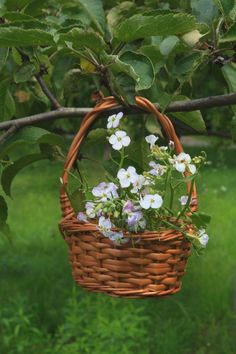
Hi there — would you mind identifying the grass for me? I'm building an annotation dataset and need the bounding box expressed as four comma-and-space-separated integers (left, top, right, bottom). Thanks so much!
0, 146, 236, 354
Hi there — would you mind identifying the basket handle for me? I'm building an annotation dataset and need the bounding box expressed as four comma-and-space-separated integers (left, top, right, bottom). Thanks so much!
60, 96, 198, 212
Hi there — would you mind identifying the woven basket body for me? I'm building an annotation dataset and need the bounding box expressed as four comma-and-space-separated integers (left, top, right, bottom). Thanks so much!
59, 96, 197, 298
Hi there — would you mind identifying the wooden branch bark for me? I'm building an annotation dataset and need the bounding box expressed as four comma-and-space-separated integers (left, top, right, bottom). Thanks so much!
0, 93, 235, 132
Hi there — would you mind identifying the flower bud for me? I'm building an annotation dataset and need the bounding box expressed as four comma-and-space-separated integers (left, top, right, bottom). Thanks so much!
181, 30, 203, 47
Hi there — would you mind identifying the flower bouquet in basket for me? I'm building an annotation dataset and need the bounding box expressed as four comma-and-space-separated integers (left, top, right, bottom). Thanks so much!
59, 97, 210, 298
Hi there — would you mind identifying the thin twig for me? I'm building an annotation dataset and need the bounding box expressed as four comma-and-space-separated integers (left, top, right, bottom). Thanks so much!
0, 93, 235, 132
0, 125, 19, 145
35, 74, 61, 109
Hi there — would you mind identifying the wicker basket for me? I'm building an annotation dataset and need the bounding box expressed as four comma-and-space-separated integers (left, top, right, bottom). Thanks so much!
59, 96, 198, 298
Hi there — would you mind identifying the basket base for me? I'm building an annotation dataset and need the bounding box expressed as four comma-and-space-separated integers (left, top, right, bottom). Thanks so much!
73, 279, 183, 298
64, 233, 191, 299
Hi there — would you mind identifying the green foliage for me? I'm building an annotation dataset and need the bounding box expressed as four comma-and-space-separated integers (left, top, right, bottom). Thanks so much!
0, 28, 54, 46
0, 195, 8, 228
119, 51, 154, 90
115, 13, 197, 42
1, 153, 47, 196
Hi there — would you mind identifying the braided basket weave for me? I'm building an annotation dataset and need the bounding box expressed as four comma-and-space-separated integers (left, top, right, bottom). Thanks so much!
59, 96, 198, 298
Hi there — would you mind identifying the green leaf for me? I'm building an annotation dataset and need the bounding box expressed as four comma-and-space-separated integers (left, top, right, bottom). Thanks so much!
107, 1, 136, 33
4, 0, 32, 10
139, 45, 165, 74
174, 53, 203, 82
125, 140, 150, 170
191, 0, 218, 24
0, 127, 48, 156
0, 28, 54, 47
14, 63, 37, 83
190, 212, 211, 228
145, 115, 163, 136
0, 82, 15, 121
3, 11, 36, 21
115, 13, 197, 42
0, 195, 8, 228
70, 189, 85, 213
59, 28, 106, 53
214, 0, 235, 16
159, 36, 179, 56
0, 127, 64, 157
77, 0, 105, 34
104, 54, 139, 82
119, 51, 154, 91
171, 98, 206, 132
222, 63, 236, 92
231, 115, 236, 141
110, 72, 136, 105
219, 22, 236, 42
37, 133, 65, 148
0, 48, 9, 71
23, 0, 48, 16
1, 153, 47, 196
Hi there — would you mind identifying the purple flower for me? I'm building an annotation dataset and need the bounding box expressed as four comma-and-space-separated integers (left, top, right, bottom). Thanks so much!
123, 200, 134, 214
77, 212, 88, 222
108, 231, 124, 242
127, 211, 143, 227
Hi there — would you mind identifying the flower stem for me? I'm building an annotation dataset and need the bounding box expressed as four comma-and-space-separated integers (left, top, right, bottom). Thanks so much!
176, 177, 195, 221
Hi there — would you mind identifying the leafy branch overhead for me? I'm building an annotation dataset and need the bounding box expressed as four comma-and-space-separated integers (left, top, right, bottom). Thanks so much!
0, 0, 236, 233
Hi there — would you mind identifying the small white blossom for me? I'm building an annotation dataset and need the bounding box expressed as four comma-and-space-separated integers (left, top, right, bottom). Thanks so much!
170, 152, 196, 174
109, 130, 131, 150
140, 194, 163, 210
145, 134, 158, 148
98, 216, 112, 236
198, 229, 209, 246
92, 182, 118, 201
117, 166, 138, 188
107, 112, 123, 129
179, 195, 189, 206
149, 161, 166, 176
131, 175, 146, 193
85, 202, 96, 218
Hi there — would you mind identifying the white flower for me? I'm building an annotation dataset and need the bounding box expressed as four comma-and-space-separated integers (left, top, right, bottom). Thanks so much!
107, 112, 123, 129
92, 182, 118, 201
179, 195, 189, 206
117, 166, 138, 188
140, 194, 163, 209
131, 175, 146, 193
159, 146, 168, 151
109, 130, 131, 150
171, 152, 196, 174
198, 229, 209, 246
98, 216, 113, 236
85, 202, 96, 218
145, 134, 158, 148
149, 161, 166, 176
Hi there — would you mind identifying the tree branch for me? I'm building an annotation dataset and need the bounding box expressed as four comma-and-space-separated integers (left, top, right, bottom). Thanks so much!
0, 93, 235, 132
35, 74, 61, 109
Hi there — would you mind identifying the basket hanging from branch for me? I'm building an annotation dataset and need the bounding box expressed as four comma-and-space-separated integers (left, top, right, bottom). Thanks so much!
59, 96, 199, 298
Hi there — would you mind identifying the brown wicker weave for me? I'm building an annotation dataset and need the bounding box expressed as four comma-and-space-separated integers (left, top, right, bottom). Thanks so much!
59, 96, 198, 298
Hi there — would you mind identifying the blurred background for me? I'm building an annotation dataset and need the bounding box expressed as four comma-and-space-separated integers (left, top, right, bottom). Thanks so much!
0, 0, 236, 353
